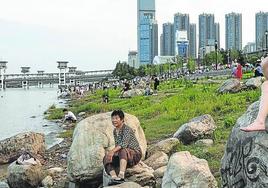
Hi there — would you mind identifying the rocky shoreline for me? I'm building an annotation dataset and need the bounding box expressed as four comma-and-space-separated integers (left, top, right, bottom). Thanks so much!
0, 77, 266, 188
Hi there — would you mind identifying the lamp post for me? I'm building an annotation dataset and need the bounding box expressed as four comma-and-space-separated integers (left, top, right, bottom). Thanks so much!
202, 47, 205, 70
198, 52, 200, 70
265, 30, 268, 54
0, 61, 7, 90
215, 40, 218, 70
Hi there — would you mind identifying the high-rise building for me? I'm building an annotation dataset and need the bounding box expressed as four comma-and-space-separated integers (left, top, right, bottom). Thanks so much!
225, 13, 242, 50
243, 42, 256, 53
199, 13, 217, 55
128, 51, 138, 68
137, 0, 158, 66
189, 24, 197, 58
174, 13, 190, 55
256, 12, 268, 50
161, 23, 174, 56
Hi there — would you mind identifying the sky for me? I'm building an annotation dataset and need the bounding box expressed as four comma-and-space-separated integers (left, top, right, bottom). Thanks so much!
0, 0, 267, 73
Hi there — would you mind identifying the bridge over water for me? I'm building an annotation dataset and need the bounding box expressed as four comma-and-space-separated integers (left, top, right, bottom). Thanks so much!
0, 61, 116, 89
1, 69, 114, 89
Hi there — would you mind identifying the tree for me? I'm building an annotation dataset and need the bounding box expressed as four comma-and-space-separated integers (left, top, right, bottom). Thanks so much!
187, 58, 196, 72
112, 62, 136, 80
204, 51, 223, 66
230, 49, 239, 62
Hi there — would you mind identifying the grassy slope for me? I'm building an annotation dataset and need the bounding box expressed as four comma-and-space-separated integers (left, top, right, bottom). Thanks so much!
47, 78, 260, 184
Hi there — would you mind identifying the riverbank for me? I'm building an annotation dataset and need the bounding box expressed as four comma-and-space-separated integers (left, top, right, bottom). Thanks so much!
47, 77, 260, 185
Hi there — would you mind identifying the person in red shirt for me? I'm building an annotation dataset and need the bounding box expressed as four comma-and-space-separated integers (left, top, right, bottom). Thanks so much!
236, 63, 243, 80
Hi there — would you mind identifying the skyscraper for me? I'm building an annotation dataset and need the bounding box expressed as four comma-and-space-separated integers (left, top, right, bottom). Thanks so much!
137, 0, 158, 65
255, 12, 268, 50
161, 23, 174, 56
225, 13, 242, 50
189, 24, 197, 58
199, 13, 217, 55
174, 13, 190, 55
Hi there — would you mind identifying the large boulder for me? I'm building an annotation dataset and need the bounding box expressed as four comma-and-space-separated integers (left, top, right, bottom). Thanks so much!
146, 138, 180, 158
67, 112, 147, 185
244, 77, 262, 89
0, 132, 45, 164
126, 162, 155, 187
195, 139, 214, 147
173, 114, 216, 144
162, 151, 217, 188
122, 89, 144, 98
217, 78, 241, 94
103, 162, 155, 187
104, 182, 143, 188
144, 151, 168, 170
221, 101, 268, 187
7, 161, 44, 188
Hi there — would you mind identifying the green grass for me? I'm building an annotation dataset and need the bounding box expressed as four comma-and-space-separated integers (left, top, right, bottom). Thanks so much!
46, 78, 260, 185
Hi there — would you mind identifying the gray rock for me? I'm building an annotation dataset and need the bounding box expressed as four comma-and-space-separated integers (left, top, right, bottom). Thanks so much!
67, 112, 147, 185
41, 176, 53, 187
104, 182, 142, 188
221, 101, 268, 188
126, 162, 155, 187
217, 78, 241, 94
122, 89, 144, 98
144, 152, 168, 170
173, 114, 216, 144
78, 112, 86, 117
195, 139, 214, 147
153, 166, 167, 178
162, 151, 217, 188
147, 138, 180, 158
0, 181, 9, 188
0, 132, 45, 164
244, 77, 262, 89
103, 162, 155, 187
7, 161, 44, 188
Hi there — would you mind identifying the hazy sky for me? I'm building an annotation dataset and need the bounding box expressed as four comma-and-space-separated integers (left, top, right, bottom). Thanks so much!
0, 0, 267, 73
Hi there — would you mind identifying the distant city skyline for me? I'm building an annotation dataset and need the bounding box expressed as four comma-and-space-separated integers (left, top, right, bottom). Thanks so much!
0, 0, 267, 73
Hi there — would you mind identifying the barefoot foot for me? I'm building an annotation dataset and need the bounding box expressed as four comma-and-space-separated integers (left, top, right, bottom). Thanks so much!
240, 121, 266, 132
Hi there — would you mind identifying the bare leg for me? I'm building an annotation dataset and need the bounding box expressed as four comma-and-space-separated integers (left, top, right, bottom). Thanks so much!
117, 159, 127, 179
241, 81, 268, 132
109, 170, 118, 179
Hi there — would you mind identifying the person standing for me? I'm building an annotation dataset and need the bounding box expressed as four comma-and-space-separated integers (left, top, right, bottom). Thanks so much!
236, 63, 243, 80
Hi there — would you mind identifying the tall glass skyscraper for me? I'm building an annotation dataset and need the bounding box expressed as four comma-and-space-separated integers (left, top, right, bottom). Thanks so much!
199, 13, 219, 55
255, 12, 268, 50
225, 13, 242, 50
189, 24, 197, 58
161, 23, 174, 56
137, 0, 158, 65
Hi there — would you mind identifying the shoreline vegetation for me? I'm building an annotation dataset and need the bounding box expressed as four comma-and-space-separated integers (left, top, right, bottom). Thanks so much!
46, 77, 260, 184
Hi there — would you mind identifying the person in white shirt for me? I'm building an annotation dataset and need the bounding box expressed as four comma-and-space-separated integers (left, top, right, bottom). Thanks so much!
63, 109, 77, 123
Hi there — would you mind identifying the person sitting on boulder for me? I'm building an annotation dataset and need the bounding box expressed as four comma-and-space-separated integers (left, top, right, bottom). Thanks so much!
241, 56, 268, 132
103, 110, 142, 185
63, 109, 77, 123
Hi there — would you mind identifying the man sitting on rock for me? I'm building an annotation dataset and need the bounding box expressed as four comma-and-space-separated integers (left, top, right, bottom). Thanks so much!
103, 110, 142, 185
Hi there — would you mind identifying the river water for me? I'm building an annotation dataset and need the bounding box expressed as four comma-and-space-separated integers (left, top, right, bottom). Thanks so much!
0, 87, 65, 148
